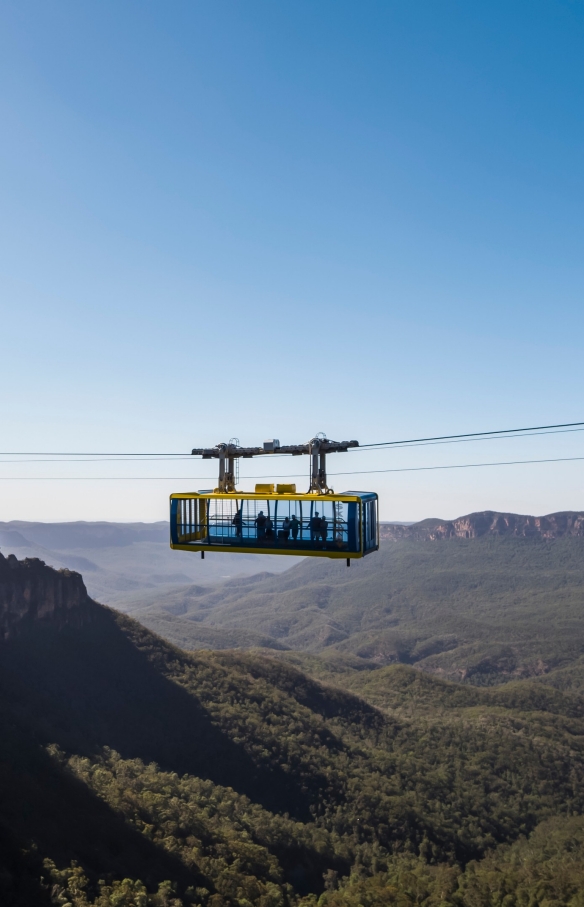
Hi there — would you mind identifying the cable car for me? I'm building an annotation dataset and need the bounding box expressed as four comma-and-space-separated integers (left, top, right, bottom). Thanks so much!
170, 437, 379, 564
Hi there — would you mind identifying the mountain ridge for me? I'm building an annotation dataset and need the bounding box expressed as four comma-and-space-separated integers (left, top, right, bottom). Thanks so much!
380, 509, 584, 540
0, 520, 303, 603
119, 532, 584, 687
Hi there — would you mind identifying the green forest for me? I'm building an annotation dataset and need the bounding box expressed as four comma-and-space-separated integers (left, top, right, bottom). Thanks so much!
126, 536, 584, 688
3, 576, 584, 906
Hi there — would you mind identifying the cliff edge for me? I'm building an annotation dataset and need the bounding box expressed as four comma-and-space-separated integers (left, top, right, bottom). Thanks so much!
380, 510, 584, 541
0, 551, 94, 640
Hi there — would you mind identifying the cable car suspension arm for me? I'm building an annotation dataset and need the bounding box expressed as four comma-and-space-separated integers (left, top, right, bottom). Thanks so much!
191, 438, 359, 494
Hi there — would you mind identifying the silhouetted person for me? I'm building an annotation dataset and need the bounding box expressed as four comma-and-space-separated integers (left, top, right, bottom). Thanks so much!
320, 515, 328, 547
310, 512, 321, 544
255, 511, 267, 539
265, 516, 274, 539
290, 514, 300, 542
280, 516, 291, 541
232, 507, 243, 537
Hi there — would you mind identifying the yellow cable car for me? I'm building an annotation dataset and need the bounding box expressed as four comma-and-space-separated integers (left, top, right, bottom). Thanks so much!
170, 437, 379, 564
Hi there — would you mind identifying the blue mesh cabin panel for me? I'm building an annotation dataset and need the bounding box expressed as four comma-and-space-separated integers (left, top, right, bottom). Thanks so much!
347, 502, 359, 551
170, 498, 180, 545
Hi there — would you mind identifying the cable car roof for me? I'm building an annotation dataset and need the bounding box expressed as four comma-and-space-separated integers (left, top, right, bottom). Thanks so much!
170, 489, 376, 501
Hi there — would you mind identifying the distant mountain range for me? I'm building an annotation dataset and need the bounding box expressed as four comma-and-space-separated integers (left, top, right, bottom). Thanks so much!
108, 510, 584, 689
0, 520, 302, 605
4, 511, 584, 690
380, 509, 584, 539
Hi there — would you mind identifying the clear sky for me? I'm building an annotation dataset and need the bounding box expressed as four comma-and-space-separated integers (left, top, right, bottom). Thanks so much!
1, 1, 583, 522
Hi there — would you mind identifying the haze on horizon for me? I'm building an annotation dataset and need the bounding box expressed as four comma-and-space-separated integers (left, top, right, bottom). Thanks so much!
1, 1, 583, 523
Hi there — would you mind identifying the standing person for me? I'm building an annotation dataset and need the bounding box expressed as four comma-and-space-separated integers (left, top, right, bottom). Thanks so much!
281, 516, 291, 541
290, 514, 300, 542
255, 511, 267, 539
265, 515, 274, 540
320, 514, 328, 547
232, 507, 243, 538
310, 511, 321, 544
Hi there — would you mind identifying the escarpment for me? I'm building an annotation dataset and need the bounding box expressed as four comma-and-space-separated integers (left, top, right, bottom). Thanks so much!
380, 510, 584, 541
0, 552, 95, 639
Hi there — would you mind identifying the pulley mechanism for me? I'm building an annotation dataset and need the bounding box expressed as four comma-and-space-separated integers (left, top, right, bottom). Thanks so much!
191, 436, 359, 494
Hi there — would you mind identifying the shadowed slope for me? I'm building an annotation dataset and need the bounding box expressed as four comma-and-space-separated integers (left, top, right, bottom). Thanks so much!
0, 712, 201, 900
0, 606, 329, 820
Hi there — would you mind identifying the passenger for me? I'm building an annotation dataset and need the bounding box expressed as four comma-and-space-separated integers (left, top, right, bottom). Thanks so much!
255, 511, 267, 539
232, 507, 243, 537
320, 515, 328, 547
310, 512, 322, 544
280, 516, 291, 541
290, 514, 300, 541
265, 515, 274, 539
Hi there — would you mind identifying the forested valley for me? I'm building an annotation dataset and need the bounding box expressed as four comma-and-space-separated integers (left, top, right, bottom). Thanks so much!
3, 527, 584, 906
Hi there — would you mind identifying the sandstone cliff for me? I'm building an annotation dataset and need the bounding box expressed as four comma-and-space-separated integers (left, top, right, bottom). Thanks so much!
0, 551, 94, 640
380, 510, 584, 541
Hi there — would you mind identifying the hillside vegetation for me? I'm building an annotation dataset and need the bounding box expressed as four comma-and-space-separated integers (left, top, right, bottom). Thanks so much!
4, 587, 584, 905
123, 535, 584, 687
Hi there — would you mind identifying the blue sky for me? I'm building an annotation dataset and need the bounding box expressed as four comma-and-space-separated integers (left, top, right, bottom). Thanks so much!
1, 1, 583, 521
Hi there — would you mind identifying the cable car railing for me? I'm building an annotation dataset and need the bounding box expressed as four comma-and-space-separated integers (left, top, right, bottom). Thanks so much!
175, 496, 355, 552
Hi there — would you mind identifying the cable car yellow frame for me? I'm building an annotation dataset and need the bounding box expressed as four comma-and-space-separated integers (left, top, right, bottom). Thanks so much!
170, 489, 378, 561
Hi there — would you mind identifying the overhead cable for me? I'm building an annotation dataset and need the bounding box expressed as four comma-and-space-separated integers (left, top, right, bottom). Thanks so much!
1, 453, 583, 479
360, 420, 584, 449
1, 420, 583, 460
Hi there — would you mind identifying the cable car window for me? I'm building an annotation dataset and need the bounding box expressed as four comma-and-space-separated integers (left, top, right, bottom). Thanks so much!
364, 499, 377, 550
176, 497, 359, 552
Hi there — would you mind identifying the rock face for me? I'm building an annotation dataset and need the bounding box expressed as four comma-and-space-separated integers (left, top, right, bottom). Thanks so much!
380, 510, 584, 541
0, 551, 94, 640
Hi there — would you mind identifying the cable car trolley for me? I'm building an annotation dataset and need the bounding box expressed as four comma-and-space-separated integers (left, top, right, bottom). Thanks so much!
170, 436, 378, 565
